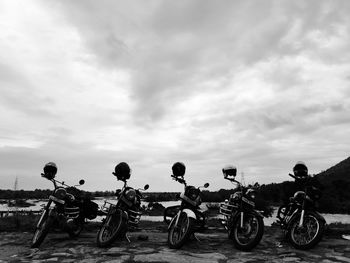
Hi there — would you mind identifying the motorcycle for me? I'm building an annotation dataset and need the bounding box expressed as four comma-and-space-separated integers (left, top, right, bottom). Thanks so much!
219, 167, 264, 251
96, 178, 149, 247
276, 173, 326, 249
31, 172, 98, 248
165, 173, 209, 249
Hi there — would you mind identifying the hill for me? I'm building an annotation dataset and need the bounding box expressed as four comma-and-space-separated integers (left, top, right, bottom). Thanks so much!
315, 156, 350, 183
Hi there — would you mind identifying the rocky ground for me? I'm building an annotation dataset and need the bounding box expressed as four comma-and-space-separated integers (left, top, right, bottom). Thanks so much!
0, 224, 350, 263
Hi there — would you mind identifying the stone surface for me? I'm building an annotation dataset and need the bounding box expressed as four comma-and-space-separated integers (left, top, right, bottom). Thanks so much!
0, 225, 349, 263
282, 257, 301, 262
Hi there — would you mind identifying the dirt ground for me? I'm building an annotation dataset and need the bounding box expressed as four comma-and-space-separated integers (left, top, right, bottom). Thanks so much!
0, 224, 350, 263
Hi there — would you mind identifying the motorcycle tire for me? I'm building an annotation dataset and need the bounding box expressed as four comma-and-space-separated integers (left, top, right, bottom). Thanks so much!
288, 211, 324, 250
31, 210, 53, 248
67, 218, 84, 238
96, 209, 127, 247
167, 211, 195, 249
229, 212, 264, 251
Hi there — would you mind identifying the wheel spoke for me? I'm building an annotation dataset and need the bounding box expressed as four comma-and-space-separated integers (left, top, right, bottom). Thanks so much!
291, 214, 320, 245
235, 215, 259, 245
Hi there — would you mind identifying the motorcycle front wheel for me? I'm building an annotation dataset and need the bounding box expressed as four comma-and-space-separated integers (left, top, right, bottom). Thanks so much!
96, 209, 126, 247
288, 211, 324, 250
167, 211, 195, 249
31, 210, 53, 248
229, 212, 264, 251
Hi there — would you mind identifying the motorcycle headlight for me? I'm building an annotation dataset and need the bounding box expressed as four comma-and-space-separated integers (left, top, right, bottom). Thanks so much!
230, 192, 241, 202
188, 188, 199, 201
66, 193, 75, 202
54, 188, 67, 199
293, 191, 306, 201
246, 189, 256, 199
125, 189, 136, 201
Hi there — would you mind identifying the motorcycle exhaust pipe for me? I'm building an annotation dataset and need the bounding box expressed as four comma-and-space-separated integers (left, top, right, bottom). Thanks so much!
299, 210, 305, 227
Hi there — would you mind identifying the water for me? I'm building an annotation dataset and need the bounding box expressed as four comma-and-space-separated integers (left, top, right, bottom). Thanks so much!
1, 199, 350, 226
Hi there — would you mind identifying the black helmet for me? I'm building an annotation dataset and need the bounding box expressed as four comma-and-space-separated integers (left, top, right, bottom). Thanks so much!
113, 162, 131, 181
172, 162, 186, 177
222, 165, 237, 178
43, 162, 57, 180
293, 161, 308, 178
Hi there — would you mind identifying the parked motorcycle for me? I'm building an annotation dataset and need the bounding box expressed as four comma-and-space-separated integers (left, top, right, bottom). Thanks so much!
96, 162, 149, 247
219, 166, 264, 251
31, 162, 99, 248
165, 162, 209, 249
276, 173, 325, 249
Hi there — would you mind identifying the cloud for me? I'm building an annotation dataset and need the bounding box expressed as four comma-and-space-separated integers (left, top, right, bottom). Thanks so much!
49, 0, 350, 123
1, 0, 350, 191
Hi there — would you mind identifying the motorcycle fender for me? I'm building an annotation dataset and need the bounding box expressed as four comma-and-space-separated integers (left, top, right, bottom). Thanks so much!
105, 208, 128, 226
252, 209, 264, 218
167, 209, 196, 230
288, 210, 326, 229
313, 211, 326, 224
182, 209, 197, 220
168, 212, 179, 231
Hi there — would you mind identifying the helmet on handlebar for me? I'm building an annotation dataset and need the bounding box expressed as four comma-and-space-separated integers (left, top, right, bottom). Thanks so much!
222, 165, 237, 178
113, 162, 131, 180
293, 161, 308, 179
172, 162, 186, 177
43, 162, 57, 180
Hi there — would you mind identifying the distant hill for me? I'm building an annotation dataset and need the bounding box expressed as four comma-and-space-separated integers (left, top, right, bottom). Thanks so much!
314, 156, 350, 213
315, 156, 350, 183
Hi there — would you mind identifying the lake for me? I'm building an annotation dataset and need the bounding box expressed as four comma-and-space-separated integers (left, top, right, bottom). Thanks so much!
1, 199, 350, 226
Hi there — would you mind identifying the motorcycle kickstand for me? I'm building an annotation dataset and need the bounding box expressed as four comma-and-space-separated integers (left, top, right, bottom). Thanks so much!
125, 234, 131, 243
193, 233, 201, 242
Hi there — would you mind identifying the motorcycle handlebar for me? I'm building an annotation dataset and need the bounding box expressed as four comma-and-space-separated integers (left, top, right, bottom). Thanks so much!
289, 173, 297, 179
171, 174, 186, 184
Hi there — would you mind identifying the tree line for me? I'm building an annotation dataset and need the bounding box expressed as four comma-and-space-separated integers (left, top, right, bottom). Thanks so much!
1, 178, 350, 214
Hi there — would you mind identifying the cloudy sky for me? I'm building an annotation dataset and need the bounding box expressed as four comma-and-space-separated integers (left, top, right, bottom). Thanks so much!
0, 0, 349, 192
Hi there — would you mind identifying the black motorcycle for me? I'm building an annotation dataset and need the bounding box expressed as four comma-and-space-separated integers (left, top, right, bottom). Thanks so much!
276, 173, 326, 249
96, 178, 149, 247
219, 167, 264, 251
31, 171, 98, 248
165, 173, 209, 249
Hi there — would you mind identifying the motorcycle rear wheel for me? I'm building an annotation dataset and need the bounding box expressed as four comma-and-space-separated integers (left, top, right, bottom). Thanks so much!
167, 212, 195, 249
96, 209, 126, 247
31, 210, 53, 248
230, 212, 264, 251
288, 211, 324, 250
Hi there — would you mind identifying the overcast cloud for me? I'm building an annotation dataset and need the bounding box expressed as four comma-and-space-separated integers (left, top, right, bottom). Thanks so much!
0, 0, 349, 192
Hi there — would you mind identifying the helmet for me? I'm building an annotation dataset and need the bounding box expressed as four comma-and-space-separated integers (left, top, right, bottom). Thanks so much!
113, 162, 131, 181
172, 162, 186, 177
293, 161, 308, 178
43, 162, 57, 180
222, 165, 237, 178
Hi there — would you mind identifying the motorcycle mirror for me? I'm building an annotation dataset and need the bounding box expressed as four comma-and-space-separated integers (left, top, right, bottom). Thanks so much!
79, 179, 85, 185
144, 184, 149, 190
204, 183, 209, 188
